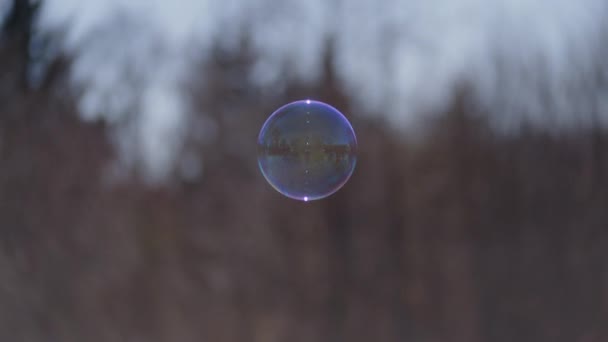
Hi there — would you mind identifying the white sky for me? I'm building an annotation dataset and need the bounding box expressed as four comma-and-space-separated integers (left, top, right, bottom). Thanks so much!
32, 0, 608, 182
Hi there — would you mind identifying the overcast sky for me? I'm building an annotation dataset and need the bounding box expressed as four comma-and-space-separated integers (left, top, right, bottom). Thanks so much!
27, 0, 608, 181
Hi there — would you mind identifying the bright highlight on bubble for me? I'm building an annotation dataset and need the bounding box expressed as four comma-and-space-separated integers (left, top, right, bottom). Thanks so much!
258, 100, 357, 201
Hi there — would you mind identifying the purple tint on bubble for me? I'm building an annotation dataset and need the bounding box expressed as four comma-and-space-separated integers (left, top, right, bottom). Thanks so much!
257, 100, 357, 201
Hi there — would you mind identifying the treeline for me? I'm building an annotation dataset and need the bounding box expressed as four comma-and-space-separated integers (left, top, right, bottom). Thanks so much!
1, 1, 607, 341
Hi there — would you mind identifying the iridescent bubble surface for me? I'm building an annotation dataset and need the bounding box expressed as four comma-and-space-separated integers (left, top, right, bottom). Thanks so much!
258, 100, 357, 201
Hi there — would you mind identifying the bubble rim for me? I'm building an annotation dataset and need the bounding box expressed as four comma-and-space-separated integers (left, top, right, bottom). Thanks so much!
257, 99, 358, 202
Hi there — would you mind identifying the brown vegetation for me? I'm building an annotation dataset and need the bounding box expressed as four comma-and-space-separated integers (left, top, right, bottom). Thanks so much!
1, 1, 607, 341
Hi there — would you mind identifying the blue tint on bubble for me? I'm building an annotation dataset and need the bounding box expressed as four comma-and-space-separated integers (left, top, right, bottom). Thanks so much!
258, 100, 357, 201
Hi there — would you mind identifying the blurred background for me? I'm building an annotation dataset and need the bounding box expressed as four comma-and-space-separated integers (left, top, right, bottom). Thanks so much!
1, 0, 608, 341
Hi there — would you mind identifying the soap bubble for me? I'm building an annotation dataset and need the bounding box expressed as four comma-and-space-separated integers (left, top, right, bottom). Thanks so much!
258, 100, 357, 201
